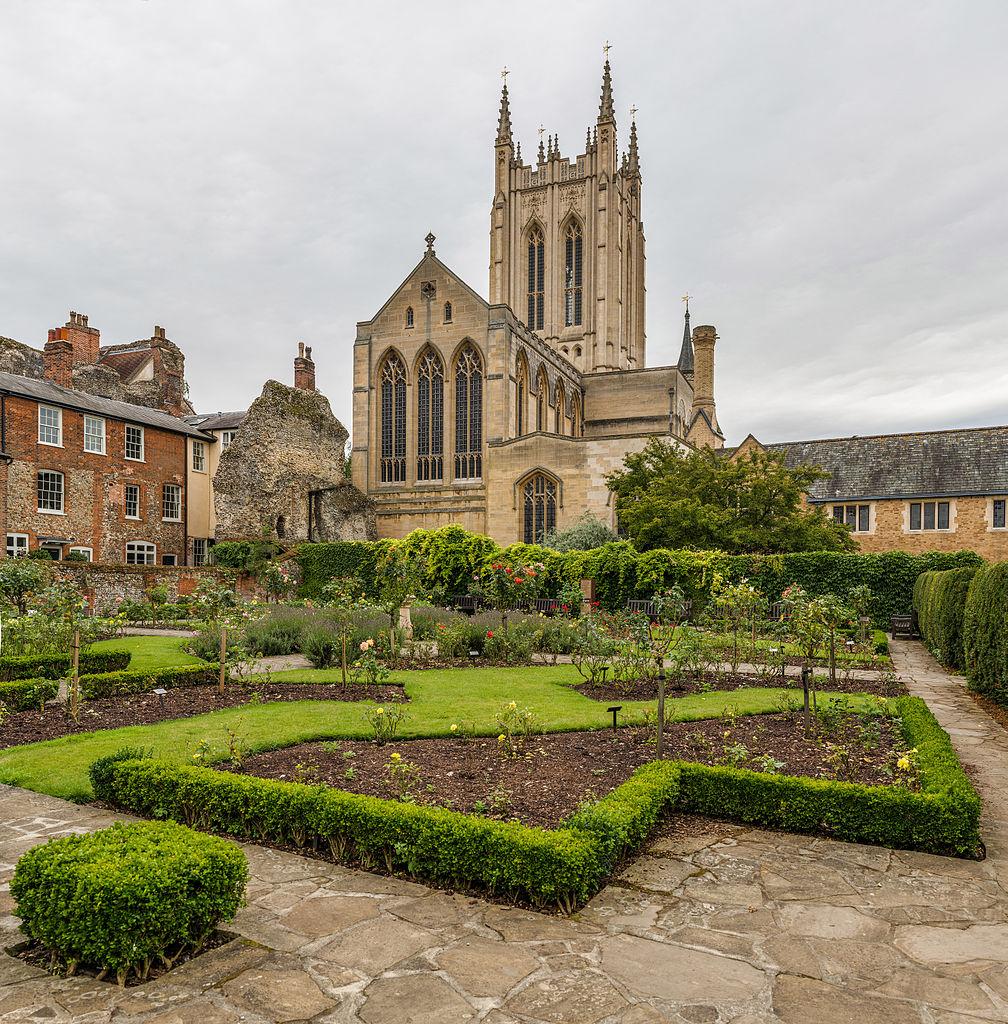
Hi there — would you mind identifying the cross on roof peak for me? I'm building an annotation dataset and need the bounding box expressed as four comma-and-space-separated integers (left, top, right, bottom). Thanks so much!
425, 232, 436, 255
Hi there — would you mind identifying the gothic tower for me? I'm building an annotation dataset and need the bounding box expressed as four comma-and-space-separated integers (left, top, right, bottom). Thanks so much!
489, 59, 646, 373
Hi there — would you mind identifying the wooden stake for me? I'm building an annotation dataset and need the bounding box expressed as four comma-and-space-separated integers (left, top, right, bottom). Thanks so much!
656, 659, 666, 757
70, 629, 80, 722
219, 625, 227, 694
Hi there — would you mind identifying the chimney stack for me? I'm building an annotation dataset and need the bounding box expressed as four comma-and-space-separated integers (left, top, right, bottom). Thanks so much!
61, 310, 101, 366
685, 325, 724, 450
43, 332, 74, 389
294, 342, 316, 392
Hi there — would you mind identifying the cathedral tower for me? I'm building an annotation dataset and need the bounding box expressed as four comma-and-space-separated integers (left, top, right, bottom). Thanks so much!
489, 58, 646, 373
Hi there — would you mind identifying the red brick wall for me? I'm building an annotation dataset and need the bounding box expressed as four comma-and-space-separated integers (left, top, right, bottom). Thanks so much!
2, 394, 188, 563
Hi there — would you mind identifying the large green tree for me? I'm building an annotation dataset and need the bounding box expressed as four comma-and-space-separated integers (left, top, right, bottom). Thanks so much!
606, 440, 855, 554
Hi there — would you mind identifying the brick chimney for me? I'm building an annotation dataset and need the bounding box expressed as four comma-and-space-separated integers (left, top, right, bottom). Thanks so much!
43, 331, 74, 388
60, 310, 101, 366
294, 342, 316, 391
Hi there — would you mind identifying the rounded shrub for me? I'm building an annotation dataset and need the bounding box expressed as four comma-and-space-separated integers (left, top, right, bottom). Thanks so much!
10, 820, 247, 983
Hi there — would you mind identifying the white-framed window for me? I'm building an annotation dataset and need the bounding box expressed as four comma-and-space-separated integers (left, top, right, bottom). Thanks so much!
84, 415, 106, 454
162, 483, 182, 521
6, 534, 28, 558
192, 537, 208, 566
68, 547, 93, 562
124, 483, 141, 520
38, 405, 62, 447
125, 541, 156, 565
221, 430, 236, 450
125, 424, 144, 461
832, 503, 871, 533
992, 498, 1007, 531
161, 553, 177, 566
909, 500, 951, 532
192, 440, 206, 471
37, 471, 64, 513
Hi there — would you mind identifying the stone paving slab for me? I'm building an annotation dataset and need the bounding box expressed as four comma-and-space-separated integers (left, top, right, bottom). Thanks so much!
0, 639, 1005, 1022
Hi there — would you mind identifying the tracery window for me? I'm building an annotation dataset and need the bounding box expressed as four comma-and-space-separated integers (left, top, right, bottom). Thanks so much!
523, 474, 557, 545
527, 227, 544, 331
564, 221, 583, 326
379, 353, 407, 483
416, 350, 444, 481
571, 393, 582, 437
554, 381, 565, 434
515, 352, 528, 437
454, 345, 482, 480
405, 306, 414, 329
536, 368, 549, 431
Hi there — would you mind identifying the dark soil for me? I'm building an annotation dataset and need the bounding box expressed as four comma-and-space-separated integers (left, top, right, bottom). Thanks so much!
8, 930, 235, 986
0, 681, 407, 749
228, 712, 911, 830
577, 669, 907, 701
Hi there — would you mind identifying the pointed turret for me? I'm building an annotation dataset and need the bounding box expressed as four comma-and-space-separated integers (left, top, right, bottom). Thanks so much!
516, 140, 522, 164
537, 135, 546, 165
496, 81, 513, 147
627, 114, 640, 176
677, 300, 694, 377
598, 59, 615, 122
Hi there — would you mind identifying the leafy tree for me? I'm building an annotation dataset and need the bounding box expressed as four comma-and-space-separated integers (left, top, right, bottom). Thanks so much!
606, 439, 855, 554
541, 512, 617, 552
0, 557, 51, 615
375, 549, 428, 661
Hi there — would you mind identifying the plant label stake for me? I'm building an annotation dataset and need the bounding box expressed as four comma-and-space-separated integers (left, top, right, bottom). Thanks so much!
607, 705, 622, 734
219, 626, 227, 694
801, 665, 811, 735
70, 628, 80, 723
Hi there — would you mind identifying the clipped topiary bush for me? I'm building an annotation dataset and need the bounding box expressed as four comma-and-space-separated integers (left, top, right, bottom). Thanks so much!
963, 561, 1008, 702
10, 820, 247, 984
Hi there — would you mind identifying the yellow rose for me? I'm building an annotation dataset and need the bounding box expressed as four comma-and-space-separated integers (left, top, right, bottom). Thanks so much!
450, 724, 458, 733
375, 707, 384, 715
390, 752, 401, 761
498, 734, 506, 743
897, 756, 911, 771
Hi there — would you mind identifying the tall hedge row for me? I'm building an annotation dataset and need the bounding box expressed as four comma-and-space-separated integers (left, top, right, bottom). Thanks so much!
963, 561, 1008, 701
296, 527, 983, 625
913, 566, 979, 668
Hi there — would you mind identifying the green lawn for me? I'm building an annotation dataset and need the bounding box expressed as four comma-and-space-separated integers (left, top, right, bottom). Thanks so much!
0, 640, 876, 801
90, 635, 203, 672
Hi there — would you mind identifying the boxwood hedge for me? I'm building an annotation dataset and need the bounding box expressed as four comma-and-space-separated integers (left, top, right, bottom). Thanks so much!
295, 528, 982, 623
90, 698, 981, 912
10, 820, 247, 983
913, 566, 979, 668
963, 561, 1008, 703
0, 649, 130, 682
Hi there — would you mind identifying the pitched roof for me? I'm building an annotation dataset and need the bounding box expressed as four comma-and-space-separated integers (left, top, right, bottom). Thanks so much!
97, 346, 153, 383
187, 410, 247, 431
0, 371, 212, 439
769, 426, 1008, 501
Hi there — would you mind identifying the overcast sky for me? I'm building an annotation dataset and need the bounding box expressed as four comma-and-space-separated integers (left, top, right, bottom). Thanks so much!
2, 1, 1006, 444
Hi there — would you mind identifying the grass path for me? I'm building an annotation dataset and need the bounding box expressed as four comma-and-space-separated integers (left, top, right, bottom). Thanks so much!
90, 635, 203, 671
0, 653, 874, 801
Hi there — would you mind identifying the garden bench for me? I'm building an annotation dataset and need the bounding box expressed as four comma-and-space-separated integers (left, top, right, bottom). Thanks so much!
529, 598, 563, 616
451, 595, 482, 616
890, 613, 915, 639
767, 600, 789, 621
625, 598, 692, 621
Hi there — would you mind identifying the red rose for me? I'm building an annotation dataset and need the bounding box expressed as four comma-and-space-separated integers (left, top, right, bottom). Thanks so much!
514, 577, 524, 585
487, 630, 494, 638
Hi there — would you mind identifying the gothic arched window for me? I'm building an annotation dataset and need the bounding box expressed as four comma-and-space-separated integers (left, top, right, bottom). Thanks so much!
444, 301, 452, 324
379, 353, 407, 483
564, 221, 583, 327
416, 350, 444, 481
527, 227, 545, 331
536, 368, 549, 432
554, 381, 565, 434
454, 344, 483, 479
405, 306, 414, 329
571, 392, 582, 437
523, 474, 557, 544
515, 352, 528, 437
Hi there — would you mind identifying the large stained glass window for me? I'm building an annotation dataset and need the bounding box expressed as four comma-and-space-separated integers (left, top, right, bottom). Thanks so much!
380, 353, 407, 483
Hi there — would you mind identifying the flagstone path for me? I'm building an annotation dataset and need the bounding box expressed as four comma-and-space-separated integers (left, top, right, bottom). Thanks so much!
0, 638, 1006, 1023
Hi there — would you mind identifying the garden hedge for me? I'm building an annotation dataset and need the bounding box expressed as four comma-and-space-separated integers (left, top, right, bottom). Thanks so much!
10, 820, 246, 981
295, 527, 983, 623
963, 561, 1008, 702
0, 649, 130, 682
913, 566, 979, 668
89, 751, 681, 911
89, 696, 981, 912
0, 663, 219, 711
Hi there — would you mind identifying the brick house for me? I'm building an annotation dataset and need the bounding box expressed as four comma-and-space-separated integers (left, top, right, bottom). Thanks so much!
0, 371, 213, 565
735, 427, 1008, 559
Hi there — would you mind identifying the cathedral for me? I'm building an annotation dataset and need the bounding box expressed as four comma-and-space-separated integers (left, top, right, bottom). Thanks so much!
351, 58, 724, 546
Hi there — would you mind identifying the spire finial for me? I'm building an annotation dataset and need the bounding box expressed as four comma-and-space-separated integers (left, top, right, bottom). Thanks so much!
537, 124, 546, 164
627, 108, 640, 174
603, 39, 612, 59
425, 232, 436, 256
598, 50, 615, 122
677, 293, 694, 376
496, 69, 513, 147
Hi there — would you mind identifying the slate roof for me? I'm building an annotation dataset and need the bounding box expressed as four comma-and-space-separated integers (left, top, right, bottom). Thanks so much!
97, 346, 153, 383
186, 410, 248, 431
0, 371, 213, 439
768, 426, 1008, 502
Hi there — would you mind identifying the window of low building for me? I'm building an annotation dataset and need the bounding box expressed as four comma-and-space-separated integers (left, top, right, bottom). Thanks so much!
992, 498, 1007, 530
84, 415, 105, 454
126, 541, 156, 565
831, 503, 871, 533
124, 484, 141, 520
161, 554, 177, 566
162, 483, 182, 521
522, 474, 557, 544
125, 424, 145, 461
909, 500, 951, 531
37, 471, 64, 514
192, 537, 208, 565
221, 430, 236, 450
38, 405, 62, 447
5, 534, 28, 558
68, 547, 93, 562
192, 440, 206, 471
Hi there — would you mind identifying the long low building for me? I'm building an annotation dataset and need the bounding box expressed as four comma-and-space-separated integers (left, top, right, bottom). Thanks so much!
736, 426, 1008, 559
